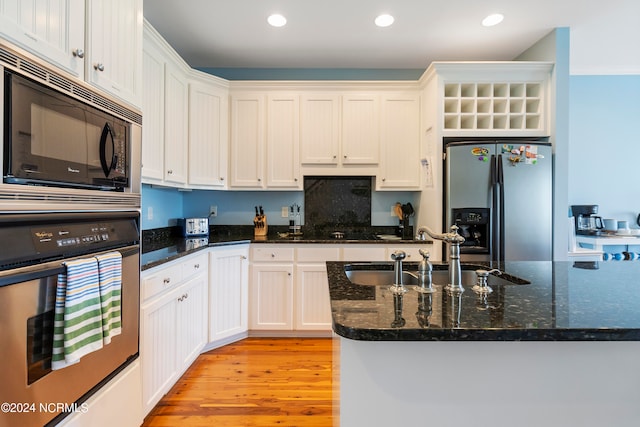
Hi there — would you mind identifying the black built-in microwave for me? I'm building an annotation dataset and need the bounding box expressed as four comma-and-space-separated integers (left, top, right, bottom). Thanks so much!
3, 70, 130, 191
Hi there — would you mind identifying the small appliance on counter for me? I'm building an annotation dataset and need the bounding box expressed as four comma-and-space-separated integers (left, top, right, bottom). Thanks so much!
571, 205, 604, 235
178, 217, 209, 237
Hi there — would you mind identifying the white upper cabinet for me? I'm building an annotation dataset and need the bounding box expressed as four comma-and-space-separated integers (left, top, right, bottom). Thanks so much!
86, 0, 142, 108
377, 93, 421, 190
0, 0, 142, 108
141, 35, 165, 181
341, 94, 380, 164
0, 0, 85, 78
163, 60, 188, 185
229, 94, 265, 188
300, 94, 341, 165
188, 77, 229, 188
266, 93, 301, 189
425, 61, 553, 137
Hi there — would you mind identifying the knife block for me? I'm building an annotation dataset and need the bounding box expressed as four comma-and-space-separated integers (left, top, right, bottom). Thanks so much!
254, 215, 268, 237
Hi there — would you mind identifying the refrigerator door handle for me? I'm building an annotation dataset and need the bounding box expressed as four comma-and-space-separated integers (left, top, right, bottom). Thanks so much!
490, 155, 499, 261
497, 154, 505, 261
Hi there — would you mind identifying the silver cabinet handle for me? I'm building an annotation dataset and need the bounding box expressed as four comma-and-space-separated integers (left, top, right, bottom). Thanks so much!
73, 48, 85, 58
241, 255, 247, 260
167, 170, 173, 175
194, 263, 200, 269
94, 63, 105, 72
163, 278, 171, 284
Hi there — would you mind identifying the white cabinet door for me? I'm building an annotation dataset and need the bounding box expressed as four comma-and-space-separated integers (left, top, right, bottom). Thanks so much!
175, 273, 208, 372
341, 94, 380, 164
209, 246, 249, 343
141, 286, 178, 415
266, 93, 300, 189
300, 94, 340, 165
189, 80, 229, 188
378, 94, 421, 190
141, 35, 165, 182
250, 264, 294, 330
0, 0, 85, 78
295, 263, 332, 331
85, 0, 142, 108
163, 61, 188, 185
230, 94, 265, 188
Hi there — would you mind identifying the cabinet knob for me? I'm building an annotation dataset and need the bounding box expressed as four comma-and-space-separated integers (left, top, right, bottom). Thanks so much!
94, 63, 105, 72
167, 170, 173, 175
163, 278, 171, 284
333, 155, 337, 159
344, 155, 347, 159
258, 178, 262, 182
220, 177, 224, 181
382, 178, 386, 182
241, 255, 247, 260
194, 264, 200, 269
271, 253, 276, 258
72, 48, 85, 58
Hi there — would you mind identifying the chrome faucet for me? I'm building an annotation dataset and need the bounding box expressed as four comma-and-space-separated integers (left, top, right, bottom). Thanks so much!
416, 225, 466, 293
389, 250, 408, 294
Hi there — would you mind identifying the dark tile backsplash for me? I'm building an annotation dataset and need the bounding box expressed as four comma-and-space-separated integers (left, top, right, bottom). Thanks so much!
304, 176, 372, 234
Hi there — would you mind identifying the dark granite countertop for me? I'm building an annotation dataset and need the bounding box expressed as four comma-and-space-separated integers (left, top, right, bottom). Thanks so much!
141, 225, 432, 271
326, 260, 640, 341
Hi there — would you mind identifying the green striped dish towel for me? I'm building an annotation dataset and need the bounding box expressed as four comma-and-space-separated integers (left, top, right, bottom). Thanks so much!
51, 257, 104, 370
95, 251, 122, 344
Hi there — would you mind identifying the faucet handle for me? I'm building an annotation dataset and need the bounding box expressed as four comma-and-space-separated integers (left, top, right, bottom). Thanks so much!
391, 250, 407, 261
418, 249, 430, 260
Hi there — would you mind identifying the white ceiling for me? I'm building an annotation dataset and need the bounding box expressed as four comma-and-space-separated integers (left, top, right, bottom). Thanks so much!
143, 0, 640, 75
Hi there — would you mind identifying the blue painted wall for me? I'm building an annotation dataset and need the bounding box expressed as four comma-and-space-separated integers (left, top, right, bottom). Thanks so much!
568, 75, 640, 226
141, 184, 419, 230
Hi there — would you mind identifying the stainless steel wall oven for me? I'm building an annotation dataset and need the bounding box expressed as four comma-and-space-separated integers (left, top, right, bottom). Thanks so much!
0, 211, 140, 427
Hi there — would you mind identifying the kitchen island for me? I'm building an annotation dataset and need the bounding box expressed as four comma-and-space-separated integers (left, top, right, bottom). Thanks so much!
326, 260, 640, 426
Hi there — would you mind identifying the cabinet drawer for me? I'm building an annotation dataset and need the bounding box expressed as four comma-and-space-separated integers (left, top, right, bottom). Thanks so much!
251, 246, 295, 262
297, 246, 341, 262
342, 245, 388, 262
142, 264, 182, 301
181, 253, 208, 279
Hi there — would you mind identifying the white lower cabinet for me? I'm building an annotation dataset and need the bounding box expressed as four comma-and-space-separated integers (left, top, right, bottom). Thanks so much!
250, 263, 294, 330
249, 245, 339, 334
141, 252, 208, 416
209, 245, 249, 345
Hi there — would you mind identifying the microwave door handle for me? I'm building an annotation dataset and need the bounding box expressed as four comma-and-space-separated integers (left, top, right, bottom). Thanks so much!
99, 122, 117, 177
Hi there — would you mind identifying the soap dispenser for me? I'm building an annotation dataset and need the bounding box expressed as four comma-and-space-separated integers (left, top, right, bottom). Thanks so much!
416, 249, 435, 293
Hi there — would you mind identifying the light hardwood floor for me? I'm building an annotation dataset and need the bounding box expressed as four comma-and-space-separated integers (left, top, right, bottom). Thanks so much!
142, 337, 339, 427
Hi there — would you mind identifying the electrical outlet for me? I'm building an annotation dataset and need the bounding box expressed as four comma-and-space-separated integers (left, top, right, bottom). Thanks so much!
281, 206, 289, 218
209, 205, 217, 217
147, 206, 153, 220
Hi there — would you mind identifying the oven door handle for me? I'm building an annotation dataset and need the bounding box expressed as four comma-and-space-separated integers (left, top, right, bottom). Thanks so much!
0, 245, 139, 287
99, 122, 117, 178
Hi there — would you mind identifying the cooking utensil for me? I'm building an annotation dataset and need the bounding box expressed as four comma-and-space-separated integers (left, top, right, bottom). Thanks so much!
394, 203, 403, 221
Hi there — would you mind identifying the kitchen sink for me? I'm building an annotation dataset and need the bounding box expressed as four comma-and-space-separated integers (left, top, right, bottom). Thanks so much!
344, 264, 529, 287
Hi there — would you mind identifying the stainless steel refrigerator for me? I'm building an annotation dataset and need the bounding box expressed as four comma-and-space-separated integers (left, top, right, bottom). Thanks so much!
444, 139, 552, 261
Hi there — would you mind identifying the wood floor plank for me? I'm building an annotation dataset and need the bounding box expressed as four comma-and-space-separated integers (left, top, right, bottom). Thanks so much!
142, 337, 339, 427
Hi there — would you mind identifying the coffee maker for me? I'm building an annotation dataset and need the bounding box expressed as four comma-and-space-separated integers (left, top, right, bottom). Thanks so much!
571, 205, 604, 235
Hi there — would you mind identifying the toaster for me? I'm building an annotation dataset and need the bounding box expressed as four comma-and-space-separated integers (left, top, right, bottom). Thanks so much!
178, 217, 209, 237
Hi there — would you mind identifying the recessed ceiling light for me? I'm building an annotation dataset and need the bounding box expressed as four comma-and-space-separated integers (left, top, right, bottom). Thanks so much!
482, 13, 504, 27
375, 14, 394, 28
267, 13, 287, 27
